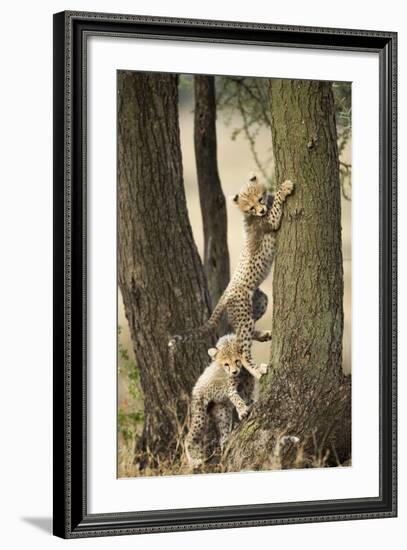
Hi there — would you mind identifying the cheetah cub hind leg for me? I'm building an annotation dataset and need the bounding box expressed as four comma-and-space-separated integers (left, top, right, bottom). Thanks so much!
251, 289, 272, 342
210, 403, 234, 453
185, 439, 205, 469
253, 329, 272, 342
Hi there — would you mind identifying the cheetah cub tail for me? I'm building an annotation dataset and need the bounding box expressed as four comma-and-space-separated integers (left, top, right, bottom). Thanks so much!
168, 295, 227, 348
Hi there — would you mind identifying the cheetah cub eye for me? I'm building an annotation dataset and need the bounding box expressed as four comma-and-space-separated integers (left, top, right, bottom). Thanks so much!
224, 361, 241, 376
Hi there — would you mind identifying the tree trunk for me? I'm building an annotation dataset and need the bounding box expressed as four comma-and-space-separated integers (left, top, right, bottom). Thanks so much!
224, 80, 351, 471
194, 75, 230, 308
118, 71, 211, 466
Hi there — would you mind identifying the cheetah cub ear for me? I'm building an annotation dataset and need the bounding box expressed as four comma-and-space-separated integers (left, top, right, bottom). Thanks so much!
208, 347, 218, 359
230, 194, 239, 203
248, 172, 257, 182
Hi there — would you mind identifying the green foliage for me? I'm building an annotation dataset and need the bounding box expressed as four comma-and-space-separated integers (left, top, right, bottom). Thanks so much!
216, 76, 275, 188
118, 326, 144, 444
216, 76, 352, 198
178, 74, 194, 108
118, 409, 145, 444
333, 82, 352, 199
118, 409, 136, 444
332, 81, 352, 126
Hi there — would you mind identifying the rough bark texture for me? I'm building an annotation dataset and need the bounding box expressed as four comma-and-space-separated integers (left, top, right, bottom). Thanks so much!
194, 75, 230, 308
224, 80, 351, 471
117, 71, 211, 465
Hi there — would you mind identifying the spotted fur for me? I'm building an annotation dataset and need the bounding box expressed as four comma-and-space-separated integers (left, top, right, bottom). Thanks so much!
170, 174, 294, 379
185, 334, 259, 468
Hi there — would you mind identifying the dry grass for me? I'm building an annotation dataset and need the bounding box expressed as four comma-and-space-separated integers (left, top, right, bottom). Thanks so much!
118, 429, 192, 478
118, 426, 350, 479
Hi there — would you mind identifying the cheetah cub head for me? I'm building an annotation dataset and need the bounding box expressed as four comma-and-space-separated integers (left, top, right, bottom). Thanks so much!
232, 173, 268, 218
208, 334, 242, 376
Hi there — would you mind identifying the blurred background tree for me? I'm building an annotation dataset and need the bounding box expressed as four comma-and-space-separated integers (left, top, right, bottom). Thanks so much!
194, 75, 230, 310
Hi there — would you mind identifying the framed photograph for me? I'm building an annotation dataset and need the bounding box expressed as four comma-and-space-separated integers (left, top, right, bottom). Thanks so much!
53, 11, 397, 538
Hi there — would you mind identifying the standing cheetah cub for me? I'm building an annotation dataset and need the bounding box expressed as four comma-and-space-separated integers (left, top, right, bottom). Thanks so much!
170, 174, 294, 380
185, 334, 261, 468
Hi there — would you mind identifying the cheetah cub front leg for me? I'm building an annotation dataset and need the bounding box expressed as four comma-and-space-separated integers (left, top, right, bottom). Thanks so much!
280, 179, 294, 198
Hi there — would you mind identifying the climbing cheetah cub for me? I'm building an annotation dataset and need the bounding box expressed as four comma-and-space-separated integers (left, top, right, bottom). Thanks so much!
185, 334, 261, 468
170, 174, 294, 380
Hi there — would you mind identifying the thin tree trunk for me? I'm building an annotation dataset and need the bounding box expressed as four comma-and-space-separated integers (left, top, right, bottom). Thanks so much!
194, 75, 230, 308
118, 71, 211, 466
224, 80, 351, 471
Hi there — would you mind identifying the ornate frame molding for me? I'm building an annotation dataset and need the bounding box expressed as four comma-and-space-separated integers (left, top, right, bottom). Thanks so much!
53, 11, 397, 538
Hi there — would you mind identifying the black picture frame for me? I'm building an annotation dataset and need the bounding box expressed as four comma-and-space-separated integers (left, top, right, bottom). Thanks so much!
53, 10, 397, 539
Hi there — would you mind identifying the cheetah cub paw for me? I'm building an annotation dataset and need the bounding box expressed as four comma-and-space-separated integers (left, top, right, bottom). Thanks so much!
238, 404, 251, 421
262, 330, 272, 341
168, 335, 182, 348
259, 363, 269, 375
281, 179, 295, 198
251, 368, 263, 380
245, 363, 269, 379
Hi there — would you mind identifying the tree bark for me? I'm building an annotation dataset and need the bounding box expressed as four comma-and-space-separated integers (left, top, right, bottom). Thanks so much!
224, 80, 351, 471
194, 75, 230, 308
118, 71, 211, 466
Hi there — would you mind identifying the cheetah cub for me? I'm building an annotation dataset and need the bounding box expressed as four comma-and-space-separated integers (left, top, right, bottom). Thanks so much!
170, 174, 294, 380
185, 333, 261, 468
